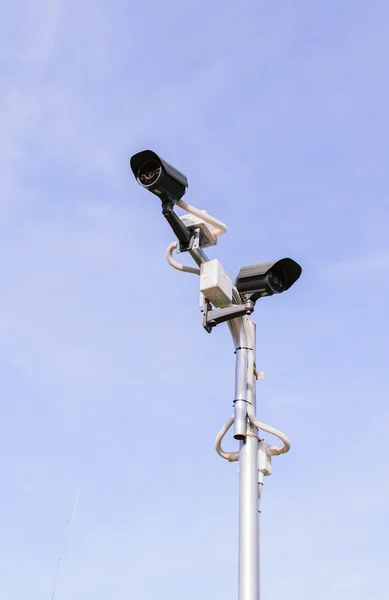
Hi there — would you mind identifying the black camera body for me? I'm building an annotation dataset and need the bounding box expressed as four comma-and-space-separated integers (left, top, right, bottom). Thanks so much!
235, 258, 302, 302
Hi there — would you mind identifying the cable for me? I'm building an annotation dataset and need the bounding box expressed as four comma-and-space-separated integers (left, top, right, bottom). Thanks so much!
215, 410, 290, 461
175, 200, 227, 237
166, 241, 201, 275
215, 415, 239, 462
247, 409, 291, 456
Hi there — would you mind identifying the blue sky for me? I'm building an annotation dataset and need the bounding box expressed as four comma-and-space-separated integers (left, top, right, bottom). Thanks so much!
0, 1, 388, 598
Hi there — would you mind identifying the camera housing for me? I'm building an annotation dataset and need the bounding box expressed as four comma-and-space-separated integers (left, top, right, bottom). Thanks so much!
235, 258, 302, 302
130, 150, 188, 203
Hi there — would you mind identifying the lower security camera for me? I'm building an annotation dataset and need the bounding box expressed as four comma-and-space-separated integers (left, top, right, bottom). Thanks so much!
129, 150, 188, 202
235, 258, 302, 302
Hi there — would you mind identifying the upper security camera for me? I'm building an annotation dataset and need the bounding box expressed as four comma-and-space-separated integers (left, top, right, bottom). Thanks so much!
235, 258, 302, 302
130, 149, 193, 251
130, 150, 188, 202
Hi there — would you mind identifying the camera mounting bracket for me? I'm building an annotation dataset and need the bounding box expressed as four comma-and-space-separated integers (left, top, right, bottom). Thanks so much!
175, 225, 201, 253
161, 198, 216, 253
161, 198, 192, 251
177, 226, 211, 253
202, 299, 255, 333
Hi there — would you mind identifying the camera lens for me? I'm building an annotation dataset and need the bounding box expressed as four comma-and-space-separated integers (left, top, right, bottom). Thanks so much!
268, 267, 287, 293
137, 160, 162, 187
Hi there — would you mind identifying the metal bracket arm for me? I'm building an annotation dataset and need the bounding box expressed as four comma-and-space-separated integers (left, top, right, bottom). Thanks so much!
161, 198, 192, 251
202, 301, 254, 333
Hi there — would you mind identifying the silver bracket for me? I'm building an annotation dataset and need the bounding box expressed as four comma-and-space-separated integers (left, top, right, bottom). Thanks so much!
177, 227, 202, 253
202, 299, 255, 333
190, 227, 201, 250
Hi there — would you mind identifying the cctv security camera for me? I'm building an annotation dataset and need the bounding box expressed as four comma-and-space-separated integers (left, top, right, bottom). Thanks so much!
130, 149, 193, 251
235, 258, 302, 302
130, 150, 188, 203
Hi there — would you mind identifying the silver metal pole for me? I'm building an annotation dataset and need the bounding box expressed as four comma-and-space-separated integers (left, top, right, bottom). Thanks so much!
191, 247, 260, 600
238, 320, 259, 600
234, 347, 249, 440
189, 247, 209, 267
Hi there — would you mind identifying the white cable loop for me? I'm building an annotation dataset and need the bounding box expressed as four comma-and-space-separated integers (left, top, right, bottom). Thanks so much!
247, 408, 291, 456
175, 200, 227, 237
166, 201, 227, 273
166, 241, 201, 275
215, 415, 239, 462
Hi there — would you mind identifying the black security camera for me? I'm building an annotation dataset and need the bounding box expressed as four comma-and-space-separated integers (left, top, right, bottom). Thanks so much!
235, 258, 302, 302
130, 150, 188, 203
130, 149, 193, 251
